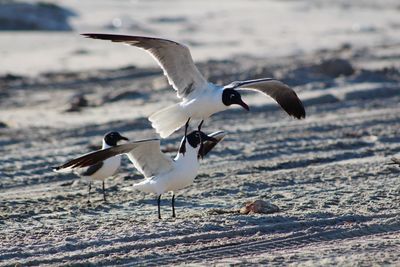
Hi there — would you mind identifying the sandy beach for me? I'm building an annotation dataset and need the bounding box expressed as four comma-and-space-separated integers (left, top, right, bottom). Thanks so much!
1, 0, 400, 265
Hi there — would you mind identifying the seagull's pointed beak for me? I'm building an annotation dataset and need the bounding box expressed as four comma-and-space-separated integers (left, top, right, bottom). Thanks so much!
237, 99, 250, 111
204, 135, 218, 143
120, 136, 129, 141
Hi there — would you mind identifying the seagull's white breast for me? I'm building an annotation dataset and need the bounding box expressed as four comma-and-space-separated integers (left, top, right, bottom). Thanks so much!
182, 85, 227, 120
166, 150, 199, 192
132, 147, 199, 195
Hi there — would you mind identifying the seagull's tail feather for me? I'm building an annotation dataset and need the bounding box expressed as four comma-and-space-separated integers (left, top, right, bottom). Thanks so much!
149, 103, 189, 138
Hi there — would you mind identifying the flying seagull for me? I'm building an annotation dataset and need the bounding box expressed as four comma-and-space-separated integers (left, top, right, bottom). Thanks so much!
53, 128, 225, 219
82, 34, 306, 138
54, 131, 129, 203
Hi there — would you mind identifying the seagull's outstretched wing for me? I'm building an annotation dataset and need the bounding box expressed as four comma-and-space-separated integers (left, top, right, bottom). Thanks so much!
199, 131, 226, 159
125, 140, 174, 178
53, 139, 173, 178
77, 161, 104, 176
225, 78, 306, 119
82, 33, 208, 98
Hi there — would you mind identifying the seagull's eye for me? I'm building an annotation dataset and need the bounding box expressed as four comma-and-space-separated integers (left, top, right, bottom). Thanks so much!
230, 93, 235, 99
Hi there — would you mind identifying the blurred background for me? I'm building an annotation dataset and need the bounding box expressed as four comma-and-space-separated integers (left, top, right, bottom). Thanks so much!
1, 0, 400, 75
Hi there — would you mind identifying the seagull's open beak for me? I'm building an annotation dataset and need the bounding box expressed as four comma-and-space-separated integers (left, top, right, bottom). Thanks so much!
237, 99, 250, 111
204, 135, 218, 143
120, 136, 129, 141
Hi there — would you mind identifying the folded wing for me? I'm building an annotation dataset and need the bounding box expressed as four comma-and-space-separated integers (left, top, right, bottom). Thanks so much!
226, 78, 306, 119
82, 33, 208, 99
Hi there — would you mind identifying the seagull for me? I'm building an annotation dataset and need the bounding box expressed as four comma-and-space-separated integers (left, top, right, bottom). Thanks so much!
82, 34, 306, 138
53, 131, 129, 203
52, 127, 226, 219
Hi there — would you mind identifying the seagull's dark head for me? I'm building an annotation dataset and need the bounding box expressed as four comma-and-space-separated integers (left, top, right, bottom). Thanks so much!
186, 131, 217, 148
179, 130, 217, 155
222, 89, 249, 111
104, 131, 129, 147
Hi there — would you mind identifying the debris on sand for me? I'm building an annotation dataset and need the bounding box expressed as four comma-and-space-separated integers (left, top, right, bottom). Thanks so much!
350, 67, 400, 83
0, 73, 24, 81
239, 200, 280, 215
0, 1, 76, 31
0, 121, 8, 128
387, 157, 400, 167
208, 200, 280, 215
315, 58, 355, 78
100, 90, 144, 104
207, 209, 238, 215
281, 58, 355, 86
64, 93, 89, 112
150, 16, 188, 24
0, 73, 26, 88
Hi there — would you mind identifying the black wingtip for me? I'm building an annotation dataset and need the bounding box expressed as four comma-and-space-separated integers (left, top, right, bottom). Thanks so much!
81, 33, 98, 39
297, 108, 306, 120
289, 100, 306, 120
81, 33, 110, 40
292, 110, 306, 120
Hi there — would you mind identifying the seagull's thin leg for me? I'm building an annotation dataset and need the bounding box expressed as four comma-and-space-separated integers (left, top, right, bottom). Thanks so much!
172, 194, 176, 218
198, 120, 204, 131
158, 194, 162, 220
184, 118, 191, 136
87, 182, 92, 204
102, 181, 107, 203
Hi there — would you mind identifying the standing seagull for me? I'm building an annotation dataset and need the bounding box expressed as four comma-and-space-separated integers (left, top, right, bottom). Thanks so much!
52, 129, 226, 219
82, 34, 306, 138
54, 131, 129, 203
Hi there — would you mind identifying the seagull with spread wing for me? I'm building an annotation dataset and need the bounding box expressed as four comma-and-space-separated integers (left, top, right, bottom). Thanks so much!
53, 128, 226, 219
54, 131, 129, 203
82, 34, 306, 138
